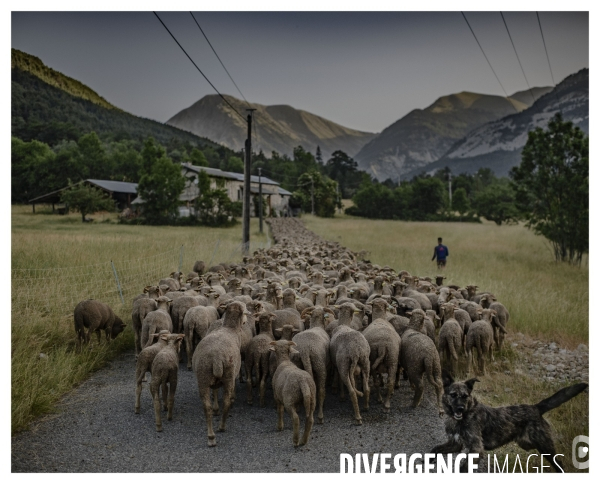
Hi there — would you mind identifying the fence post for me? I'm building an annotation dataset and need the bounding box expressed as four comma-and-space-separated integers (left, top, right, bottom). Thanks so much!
111, 260, 125, 304
208, 238, 220, 266
178, 245, 184, 273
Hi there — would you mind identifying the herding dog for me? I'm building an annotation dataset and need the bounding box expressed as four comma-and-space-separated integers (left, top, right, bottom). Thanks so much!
430, 369, 588, 472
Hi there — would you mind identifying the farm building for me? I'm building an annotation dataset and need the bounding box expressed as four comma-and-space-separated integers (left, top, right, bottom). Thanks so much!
179, 163, 292, 217
28, 179, 138, 213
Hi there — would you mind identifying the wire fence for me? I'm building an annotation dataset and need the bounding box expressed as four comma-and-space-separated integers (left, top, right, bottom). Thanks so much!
12, 234, 272, 321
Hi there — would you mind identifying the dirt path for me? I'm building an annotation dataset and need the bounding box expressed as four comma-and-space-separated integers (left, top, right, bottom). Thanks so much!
12, 349, 448, 472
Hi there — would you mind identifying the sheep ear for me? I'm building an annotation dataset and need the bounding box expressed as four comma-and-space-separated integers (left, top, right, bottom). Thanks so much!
406, 311, 413, 316
177, 334, 185, 341
288, 341, 297, 346
268, 346, 276, 353
160, 334, 169, 341
274, 328, 282, 335
290, 347, 300, 354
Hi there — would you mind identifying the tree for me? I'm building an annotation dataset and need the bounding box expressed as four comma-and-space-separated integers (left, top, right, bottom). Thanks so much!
452, 187, 470, 220
60, 183, 115, 222
294, 171, 340, 217
315, 145, 323, 164
473, 181, 519, 226
510, 113, 588, 265
137, 138, 186, 224
325, 150, 361, 198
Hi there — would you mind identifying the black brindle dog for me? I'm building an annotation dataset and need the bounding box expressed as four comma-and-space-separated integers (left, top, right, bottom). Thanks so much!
430, 369, 588, 472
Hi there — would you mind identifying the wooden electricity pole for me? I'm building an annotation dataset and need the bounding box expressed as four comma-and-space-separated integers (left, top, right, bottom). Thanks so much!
258, 167, 263, 233
242, 109, 255, 253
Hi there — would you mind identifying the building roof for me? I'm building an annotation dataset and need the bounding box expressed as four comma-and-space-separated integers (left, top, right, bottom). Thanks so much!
86, 179, 138, 194
29, 179, 138, 204
181, 163, 280, 186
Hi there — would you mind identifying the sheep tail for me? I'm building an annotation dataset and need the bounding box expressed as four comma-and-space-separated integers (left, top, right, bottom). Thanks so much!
300, 380, 313, 416
424, 354, 437, 387
300, 349, 313, 380
347, 357, 363, 398
371, 347, 386, 372
213, 360, 224, 379
449, 338, 459, 361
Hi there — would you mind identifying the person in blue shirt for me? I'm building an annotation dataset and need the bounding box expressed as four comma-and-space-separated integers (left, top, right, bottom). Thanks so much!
432, 237, 449, 269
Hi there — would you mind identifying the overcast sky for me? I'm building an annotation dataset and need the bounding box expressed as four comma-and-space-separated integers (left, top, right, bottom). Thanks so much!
11, 8, 589, 133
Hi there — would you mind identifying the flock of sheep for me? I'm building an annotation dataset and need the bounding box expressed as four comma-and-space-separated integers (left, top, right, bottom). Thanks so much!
74, 217, 510, 448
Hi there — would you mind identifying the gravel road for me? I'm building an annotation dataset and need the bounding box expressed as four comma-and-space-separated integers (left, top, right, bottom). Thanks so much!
12, 349, 449, 473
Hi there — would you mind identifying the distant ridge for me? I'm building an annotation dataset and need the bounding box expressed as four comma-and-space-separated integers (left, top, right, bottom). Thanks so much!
403, 68, 588, 178
11, 48, 120, 111
353, 87, 552, 182
11, 49, 220, 150
166, 94, 376, 161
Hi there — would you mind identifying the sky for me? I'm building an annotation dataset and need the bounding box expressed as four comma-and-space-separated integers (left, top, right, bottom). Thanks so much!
10, 6, 590, 134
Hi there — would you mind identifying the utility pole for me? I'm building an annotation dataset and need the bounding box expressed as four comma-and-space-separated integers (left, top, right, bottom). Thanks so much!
242, 109, 256, 253
258, 167, 263, 233
448, 171, 452, 209
310, 174, 315, 215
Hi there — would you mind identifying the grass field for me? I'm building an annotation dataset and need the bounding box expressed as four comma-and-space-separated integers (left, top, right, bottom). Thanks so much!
302, 211, 589, 472
303, 214, 588, 347
11, 206, 588, 472
11, 205, 268, 434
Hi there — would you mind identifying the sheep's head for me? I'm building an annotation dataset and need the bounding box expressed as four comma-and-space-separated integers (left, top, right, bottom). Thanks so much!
223, 301, 250, 329
111, 316, 127, 339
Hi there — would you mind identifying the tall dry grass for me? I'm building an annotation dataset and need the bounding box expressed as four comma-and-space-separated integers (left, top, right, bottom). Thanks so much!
11, 205, 269, 433
303, 214, 588, 347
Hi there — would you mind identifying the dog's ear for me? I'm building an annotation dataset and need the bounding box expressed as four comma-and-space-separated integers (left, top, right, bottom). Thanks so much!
441, 369, 454, 389
465, 378, 480, 392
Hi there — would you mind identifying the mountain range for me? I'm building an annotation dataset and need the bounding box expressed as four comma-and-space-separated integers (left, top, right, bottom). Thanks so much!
166, 95, 375, 162
12, 48, 588, 182
406, 68, 589, 178
353, 87, 553, 181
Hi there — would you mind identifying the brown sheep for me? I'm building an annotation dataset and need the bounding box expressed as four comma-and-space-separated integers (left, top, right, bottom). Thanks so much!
74, 299, 126, 349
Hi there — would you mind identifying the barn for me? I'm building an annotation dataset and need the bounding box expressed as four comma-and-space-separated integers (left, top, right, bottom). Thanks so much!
28, 179, 138, 214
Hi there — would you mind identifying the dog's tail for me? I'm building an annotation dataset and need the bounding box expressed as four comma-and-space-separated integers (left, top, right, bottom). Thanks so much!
536, 383, 588, 415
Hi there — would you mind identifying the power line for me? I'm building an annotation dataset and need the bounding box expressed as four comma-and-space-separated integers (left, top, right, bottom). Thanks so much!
500, 12, 537, 104
153, 12, 245, 121
189, 12, 251, 108
536, 12, 556, 87
461, 12, 518, 113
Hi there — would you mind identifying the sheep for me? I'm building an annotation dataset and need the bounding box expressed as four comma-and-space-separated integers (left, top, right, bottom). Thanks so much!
489, 301, 510, 350
269, 340, 317, 447
149, 333, 185, 431
421, 310, 438, 344
437, 304, 463, 376
193, 260, 206, 275
272, 296, 304, 335
465, 309, 503, 376
361, 299, 401, 412
170, 295, 201, 334
141, 296, 173, 349
391, 296, 421, 317
245, 312, 276, 407
182, 305, 220, 370
459, 301, 484, 323
435, 275, 446, 286
192, 301, 250, 447
397, 309, 443, 414
159, 271, 183, 292
479, 294, 498, 309
132, 297, 158, 357
329, 302, 371, 425
291, 306, 334, 423
134, 330, 170, 414
74, 299, 126, 349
